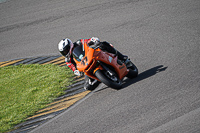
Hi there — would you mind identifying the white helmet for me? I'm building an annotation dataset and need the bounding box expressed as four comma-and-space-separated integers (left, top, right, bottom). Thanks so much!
58, 38, 74, 57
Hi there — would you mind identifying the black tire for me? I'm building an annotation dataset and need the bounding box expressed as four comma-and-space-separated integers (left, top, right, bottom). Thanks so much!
84, 75, 101, 91
126, 62, 138, 79
95, 69, 122, 89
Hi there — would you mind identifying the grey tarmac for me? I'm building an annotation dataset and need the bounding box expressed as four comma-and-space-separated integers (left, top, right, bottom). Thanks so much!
0, 0, 200, 132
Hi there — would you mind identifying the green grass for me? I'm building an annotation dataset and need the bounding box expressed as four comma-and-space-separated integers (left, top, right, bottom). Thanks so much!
0, 64, 74, 133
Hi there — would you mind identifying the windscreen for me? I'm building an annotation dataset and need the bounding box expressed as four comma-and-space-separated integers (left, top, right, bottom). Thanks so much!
72, 45, 85, 62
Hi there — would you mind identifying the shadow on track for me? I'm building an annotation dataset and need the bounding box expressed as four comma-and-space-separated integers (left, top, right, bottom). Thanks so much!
121, 65, 168, 89
94, 65, 167, 92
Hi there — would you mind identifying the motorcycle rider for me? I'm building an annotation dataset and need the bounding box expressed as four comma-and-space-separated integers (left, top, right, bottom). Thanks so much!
58, 37, 129, 90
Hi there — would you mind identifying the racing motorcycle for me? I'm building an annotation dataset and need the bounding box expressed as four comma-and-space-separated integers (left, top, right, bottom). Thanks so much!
72, 42, 138, 89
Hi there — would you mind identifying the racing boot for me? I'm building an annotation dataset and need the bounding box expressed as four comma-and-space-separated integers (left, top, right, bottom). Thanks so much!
116, 51, 128, 61
116, 51, 132, 68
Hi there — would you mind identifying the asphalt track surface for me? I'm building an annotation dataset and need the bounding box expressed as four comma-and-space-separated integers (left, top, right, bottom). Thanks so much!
1, 0, 200, 133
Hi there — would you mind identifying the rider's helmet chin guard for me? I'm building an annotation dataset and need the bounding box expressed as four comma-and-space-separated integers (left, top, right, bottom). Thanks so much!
58, 38, 74, 57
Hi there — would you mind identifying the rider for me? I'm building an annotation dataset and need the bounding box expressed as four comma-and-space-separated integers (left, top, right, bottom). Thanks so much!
58, 37, 129, 90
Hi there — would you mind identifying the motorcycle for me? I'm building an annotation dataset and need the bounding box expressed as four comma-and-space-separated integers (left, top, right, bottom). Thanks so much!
72, 42, 138, 89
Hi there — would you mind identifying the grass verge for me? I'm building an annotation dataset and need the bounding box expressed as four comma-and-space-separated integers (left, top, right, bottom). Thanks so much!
0, 64, 74, 133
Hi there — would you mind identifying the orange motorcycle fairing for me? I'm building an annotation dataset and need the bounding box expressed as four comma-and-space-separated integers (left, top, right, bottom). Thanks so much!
72, 42, 129, 83
93, 50, 128, 80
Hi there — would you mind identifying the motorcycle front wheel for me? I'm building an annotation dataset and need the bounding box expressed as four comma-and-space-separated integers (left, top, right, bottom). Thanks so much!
95, 69, 122, 89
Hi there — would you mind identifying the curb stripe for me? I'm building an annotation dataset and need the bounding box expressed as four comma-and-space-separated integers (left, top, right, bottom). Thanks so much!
20, 58, 41, 64
0, 59, 24, 67
48, 89, 87, 107
42, 56, 65, 65
37, 56, 61, 64
26, 57, 50, 64
58, 63, 66, 66
59, 63, 67, 66
0, 60, 11, 65
52, 59, 65, 65
27, 91, 90, 120
13, 58, 34, 65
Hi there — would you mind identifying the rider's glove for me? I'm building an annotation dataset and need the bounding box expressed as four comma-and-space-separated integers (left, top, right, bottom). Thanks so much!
74, 70, 84, 76
74, 70, 81, 76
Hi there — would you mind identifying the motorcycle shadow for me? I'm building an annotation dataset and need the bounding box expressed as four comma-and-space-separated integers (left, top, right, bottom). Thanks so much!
120, 65, 168, 90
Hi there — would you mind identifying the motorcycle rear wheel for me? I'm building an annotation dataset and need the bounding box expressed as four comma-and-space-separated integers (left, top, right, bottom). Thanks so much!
95, 69, 122, 89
